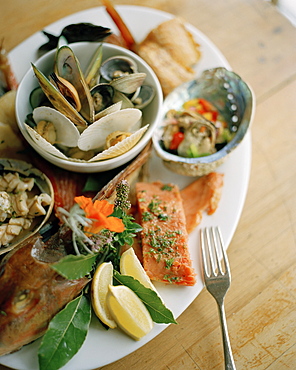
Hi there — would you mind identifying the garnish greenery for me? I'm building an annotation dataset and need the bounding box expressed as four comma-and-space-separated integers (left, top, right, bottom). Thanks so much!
38, 295, 91, 370
114, 272, 177, 324
39, 180, 177, 370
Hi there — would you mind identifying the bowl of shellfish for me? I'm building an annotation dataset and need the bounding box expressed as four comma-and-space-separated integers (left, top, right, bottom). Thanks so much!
15, 42, 163, 173
152, 67, 255, 177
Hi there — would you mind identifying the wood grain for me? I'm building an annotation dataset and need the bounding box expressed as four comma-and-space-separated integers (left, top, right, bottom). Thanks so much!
1, 0, 296, 369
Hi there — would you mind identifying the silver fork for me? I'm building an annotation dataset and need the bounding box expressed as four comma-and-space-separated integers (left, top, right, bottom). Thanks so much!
200, 226, 236, 370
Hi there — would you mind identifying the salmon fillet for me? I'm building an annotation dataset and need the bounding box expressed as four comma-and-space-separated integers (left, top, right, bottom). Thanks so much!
181, 172, 224, 234
135, 181, 196, 286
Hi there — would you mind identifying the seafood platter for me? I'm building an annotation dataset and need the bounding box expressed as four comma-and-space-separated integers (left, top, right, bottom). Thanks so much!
0, 2, 254, 370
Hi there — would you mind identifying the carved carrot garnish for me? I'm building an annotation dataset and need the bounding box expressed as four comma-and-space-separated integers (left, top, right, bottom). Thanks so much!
102, 0, 136, 51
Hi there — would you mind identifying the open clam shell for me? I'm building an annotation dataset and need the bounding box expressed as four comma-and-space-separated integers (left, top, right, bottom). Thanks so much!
90, 83, 115, 114
153, 67, 255, 176
16, 42, 163, 172
93, 101, 122, 121
110, 72, 147, 95
132, 85, 156, 109
88, 125, 149, 161
0, 158, 54, 255
113, 90, 134, 109
33, 106, 80, 147
78, 108, 142, 151
100, 55, 138, 82
25, 124, 69, 160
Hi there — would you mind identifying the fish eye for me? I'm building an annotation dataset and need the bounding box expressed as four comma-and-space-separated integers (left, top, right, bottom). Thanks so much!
17, 290, 30, 302
13, 289, 32, 313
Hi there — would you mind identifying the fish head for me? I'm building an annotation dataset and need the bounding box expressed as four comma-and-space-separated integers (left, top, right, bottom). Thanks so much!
0, 233, 89, 356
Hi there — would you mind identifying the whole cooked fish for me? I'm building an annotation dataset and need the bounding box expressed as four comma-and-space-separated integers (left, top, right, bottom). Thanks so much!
0, 228, 89, 356
0, 142, 152, 356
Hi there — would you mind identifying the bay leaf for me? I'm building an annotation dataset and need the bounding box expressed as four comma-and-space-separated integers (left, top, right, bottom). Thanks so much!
51, 253, 97, 279
38, 294, 91, 370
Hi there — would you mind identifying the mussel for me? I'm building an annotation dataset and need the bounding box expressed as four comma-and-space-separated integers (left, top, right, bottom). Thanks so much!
28, 44, 156, 163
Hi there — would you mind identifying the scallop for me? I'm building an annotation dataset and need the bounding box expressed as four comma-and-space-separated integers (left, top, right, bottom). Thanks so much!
88, 125, 149, 161
78, 108, 142, 151
32, 106, 80, 147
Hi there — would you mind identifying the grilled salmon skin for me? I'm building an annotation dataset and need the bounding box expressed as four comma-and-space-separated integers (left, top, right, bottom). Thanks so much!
135, 181, 196, 286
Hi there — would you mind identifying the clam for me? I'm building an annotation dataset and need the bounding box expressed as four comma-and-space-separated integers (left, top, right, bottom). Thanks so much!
78, 108, 142, 151
132, 85, 156, 109
90, 83, 114, 115
113, 90, 134, 109
100, 56, 138, 82
153, 67, 255, 176
25, 124, 69, 160
27, 45, 156, 165
110, 72, 147, 95
88, 125, 148, 162
32, 106, 80, 147
93, 101, 122, 120
0, 158, 54, 255
25, 106, 81, 160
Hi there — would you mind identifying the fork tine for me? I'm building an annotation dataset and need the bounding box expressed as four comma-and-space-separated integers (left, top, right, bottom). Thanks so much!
200, 227, 210, 277
206, 227, 216, 275
201, 226, 226, 277
215, 226, 230, 276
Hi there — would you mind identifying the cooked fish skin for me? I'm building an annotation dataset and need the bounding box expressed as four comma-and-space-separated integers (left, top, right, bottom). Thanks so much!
0, 232, 89, 356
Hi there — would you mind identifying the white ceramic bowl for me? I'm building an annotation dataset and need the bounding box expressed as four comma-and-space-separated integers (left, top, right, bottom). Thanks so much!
16, 42, 163, 173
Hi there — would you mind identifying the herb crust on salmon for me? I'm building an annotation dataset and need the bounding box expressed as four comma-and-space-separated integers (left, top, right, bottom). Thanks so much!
136, 181, 196, 286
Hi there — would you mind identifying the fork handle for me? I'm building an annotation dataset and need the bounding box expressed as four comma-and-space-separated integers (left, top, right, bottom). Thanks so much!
217, 300, 236, 370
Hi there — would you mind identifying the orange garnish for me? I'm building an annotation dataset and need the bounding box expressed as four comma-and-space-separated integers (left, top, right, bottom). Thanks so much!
102, 0, 136, 50
74, 196, 125, 234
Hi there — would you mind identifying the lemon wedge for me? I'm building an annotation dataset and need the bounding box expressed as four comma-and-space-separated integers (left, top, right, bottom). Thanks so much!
107, 284, 153, 340
120, 247, 157, 292
91, 261, 117, 329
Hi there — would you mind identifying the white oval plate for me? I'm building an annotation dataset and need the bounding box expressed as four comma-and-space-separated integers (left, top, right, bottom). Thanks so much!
0, 5, 251, 370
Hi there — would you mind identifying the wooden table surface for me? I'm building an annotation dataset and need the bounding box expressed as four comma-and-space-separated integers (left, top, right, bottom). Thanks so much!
1, 0, 296, 369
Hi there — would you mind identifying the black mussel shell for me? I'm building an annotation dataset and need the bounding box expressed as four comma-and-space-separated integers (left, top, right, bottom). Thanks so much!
38, 23, 112, 56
